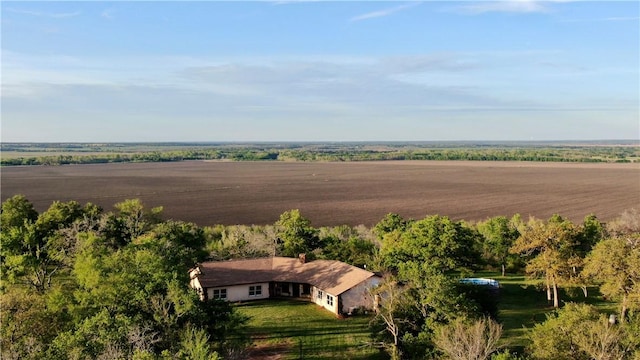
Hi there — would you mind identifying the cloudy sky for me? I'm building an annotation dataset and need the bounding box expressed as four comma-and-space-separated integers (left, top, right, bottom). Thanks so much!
2, 1, 638, 142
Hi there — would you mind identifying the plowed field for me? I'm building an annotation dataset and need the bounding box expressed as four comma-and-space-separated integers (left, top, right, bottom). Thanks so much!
1, 161, 638, 226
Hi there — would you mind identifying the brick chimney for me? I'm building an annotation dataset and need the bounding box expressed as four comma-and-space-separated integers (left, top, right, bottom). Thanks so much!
298, 253, 306, 264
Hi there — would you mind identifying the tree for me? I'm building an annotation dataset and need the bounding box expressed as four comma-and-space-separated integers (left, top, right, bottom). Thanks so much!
582, 236, 640, 322
0, 195, 38, 229
1, 199, 90, 292
477, 216, 520, 276
375, 215, 484, 358
319, 226, 377, 268
107, 199, 163, 245
177, 326, 220, 360
1, 196, 248, 359
433, 317, 503, 360
510, 215, 580, 308
573, 317, 635, 360
0, 288, 66, 360
577, 214, 605, 254
374, 213, 408, 240
607, 208, 640, 239
528, 303, 599, 360
275, 210, 319, 257
527, 303, 639, 360
134, 221, 208, 270
380, 215, 480, 275
370, 278, 413, 360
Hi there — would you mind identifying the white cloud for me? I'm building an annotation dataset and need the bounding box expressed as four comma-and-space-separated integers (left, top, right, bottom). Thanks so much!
560, 16, 640, 23
5, 7, 81, 18
350, 2, 421, 22
3, 50, 637, 141
451, 0, 549, 14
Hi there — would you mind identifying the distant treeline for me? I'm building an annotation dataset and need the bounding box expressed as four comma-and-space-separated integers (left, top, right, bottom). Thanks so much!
2, 142, 638, 166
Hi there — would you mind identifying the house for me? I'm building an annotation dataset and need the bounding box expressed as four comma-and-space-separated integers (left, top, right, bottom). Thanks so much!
189, 255, 381, 315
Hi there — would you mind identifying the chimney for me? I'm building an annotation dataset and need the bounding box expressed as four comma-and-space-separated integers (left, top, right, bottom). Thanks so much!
298, 253, 306, 264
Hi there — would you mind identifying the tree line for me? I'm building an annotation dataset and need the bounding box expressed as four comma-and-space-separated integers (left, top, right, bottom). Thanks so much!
2, 195, 639, 359
2, 143, 637, 166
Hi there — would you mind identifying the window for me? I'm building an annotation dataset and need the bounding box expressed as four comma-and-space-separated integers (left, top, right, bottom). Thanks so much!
249, 285, 262, 297
326, 294, 334, 307
317, 290, 323, 300
212, 288, 227, 300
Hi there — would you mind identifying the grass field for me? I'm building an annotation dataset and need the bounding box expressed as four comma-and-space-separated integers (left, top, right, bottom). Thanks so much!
477, 271, 617, 352
236, 299, 384, 359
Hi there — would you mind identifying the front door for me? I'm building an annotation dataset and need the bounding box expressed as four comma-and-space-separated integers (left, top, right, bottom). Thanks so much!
293, 283, 300, 297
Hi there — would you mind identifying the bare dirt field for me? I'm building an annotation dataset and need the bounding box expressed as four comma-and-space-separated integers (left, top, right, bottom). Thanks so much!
1, 161, 638, 226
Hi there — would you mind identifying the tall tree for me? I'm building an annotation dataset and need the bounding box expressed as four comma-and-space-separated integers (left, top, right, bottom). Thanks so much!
369, 277, 413, 360
275, 209, 319, 257
510, 215, 580, 308
381, 214, 480, 275
134, 220, 208, 270
376, 215, 483, 358
577, 214, 605, 254
582, 236, 640, 322
476, 215, 521, 276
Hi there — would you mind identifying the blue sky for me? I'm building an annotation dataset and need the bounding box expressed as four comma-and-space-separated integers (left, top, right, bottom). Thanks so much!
2, 1, 638, 142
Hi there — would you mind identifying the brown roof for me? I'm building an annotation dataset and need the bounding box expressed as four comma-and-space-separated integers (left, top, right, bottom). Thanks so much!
195, 257, 376, 295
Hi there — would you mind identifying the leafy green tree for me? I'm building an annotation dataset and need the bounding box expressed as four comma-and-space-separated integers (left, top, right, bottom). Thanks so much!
381, 214, 480, 274
582, 236, 640, 322
374, 213, 408, 240
375, 215, 484, 358
0, 194, 38, 228
320, 232, 377, 268
577, 214, 605, 254
205, 225, 273, 261
275, 209, 319, 257
476, 216, 521, 276
1, 199, 90, 292
527, 303, 639, 360
528, 303, 599, 360
188, 300, 250, 358
135, 221, 208, 270
0, 288, 67, 360
1, 197, 248, 359
510, 215, 581, 308
48, 309, 133, 359
34, 200, 84, 240
106, 199, 163, 245
177, 326, 221, 360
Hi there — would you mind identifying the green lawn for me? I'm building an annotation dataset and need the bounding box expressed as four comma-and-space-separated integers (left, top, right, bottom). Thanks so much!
234, 276, 618, 358
235, 299, 385, 360
475, 271, 618, 352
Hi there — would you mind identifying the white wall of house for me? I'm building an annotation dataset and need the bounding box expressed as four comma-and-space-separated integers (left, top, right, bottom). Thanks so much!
311, 286, 339, 314
206, 282, 270, 302
340, 276, 381, 314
